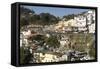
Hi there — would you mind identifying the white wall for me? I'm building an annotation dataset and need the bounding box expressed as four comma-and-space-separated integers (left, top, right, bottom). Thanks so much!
0, 0, 99, 69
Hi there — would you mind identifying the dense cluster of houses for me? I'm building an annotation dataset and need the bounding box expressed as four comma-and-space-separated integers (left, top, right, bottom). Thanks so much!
54, 10, 95, 33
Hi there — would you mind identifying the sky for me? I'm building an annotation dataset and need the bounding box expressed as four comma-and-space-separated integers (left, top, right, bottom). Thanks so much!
21, 5, 89, 18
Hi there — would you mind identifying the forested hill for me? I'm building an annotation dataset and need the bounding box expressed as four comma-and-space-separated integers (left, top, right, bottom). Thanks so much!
20, 7, 60, 27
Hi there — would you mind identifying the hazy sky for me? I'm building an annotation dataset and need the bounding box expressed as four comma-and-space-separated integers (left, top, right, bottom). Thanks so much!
22, 5, 89, 17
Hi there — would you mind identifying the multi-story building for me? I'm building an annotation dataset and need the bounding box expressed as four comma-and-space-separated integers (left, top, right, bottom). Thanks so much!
74, 10, 95, 33
86, 10, 95, 33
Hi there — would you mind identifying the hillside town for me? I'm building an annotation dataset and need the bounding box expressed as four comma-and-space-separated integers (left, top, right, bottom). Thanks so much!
20, 7, 96, 64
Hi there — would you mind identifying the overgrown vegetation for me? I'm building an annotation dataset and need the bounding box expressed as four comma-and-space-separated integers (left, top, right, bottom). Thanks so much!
20, 47, 33, 64
45, 36, 60, 48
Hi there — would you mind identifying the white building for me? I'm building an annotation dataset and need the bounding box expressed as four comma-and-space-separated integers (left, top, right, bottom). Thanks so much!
88, 23, 95, 33
74, 10, 95, 33
74, 15, 86, 27
86, 10, 95, 33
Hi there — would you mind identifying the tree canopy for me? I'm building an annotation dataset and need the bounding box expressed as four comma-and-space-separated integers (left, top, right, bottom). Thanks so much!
45, 36, 60, 48
20, 7, 59, 28
63, 14, 75, 21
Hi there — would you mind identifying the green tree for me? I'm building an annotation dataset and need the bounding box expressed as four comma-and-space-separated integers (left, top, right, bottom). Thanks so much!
63, 14, 75, 21
89, 41, 95, 58
24, 47, 33, 64
20, 7, 35, 15
45, 36, 60, 48
39, 13, 58, 25
20, 7, 35, 28
20, 17, 29, 28
32, 35, 46, 46
20, 47, 33, 64
20, 46, 25, 64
